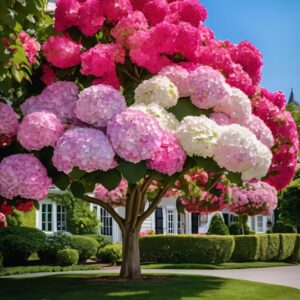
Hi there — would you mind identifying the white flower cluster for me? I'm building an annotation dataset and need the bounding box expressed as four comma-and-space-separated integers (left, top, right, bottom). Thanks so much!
134, 75, 179, 108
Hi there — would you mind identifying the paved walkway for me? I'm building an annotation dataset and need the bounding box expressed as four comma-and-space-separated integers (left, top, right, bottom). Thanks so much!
2, 266, 300, 290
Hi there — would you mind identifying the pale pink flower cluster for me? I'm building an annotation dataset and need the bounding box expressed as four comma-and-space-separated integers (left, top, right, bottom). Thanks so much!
0, 154, 52, 200
21, 81, 78, 123
17, 112, 64, 151
0, 212, 7, 228
229, 180, 277, 216
0, 103, 19, 137
53, 127, 115, 174
43, 35, 81, 69
75, 84, 126, 127
147, 131, 186, 175
18, 31, 40, 64
107, 109, 163, 163
213, 124, 272, 180
95, 179, 128, 207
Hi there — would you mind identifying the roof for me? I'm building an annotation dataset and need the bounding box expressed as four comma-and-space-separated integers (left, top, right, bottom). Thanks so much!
288, 89, 299, 105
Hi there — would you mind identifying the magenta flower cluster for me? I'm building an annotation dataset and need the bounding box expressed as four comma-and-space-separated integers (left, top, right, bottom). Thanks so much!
0, 103, 19, 137
0, 154, 52, 200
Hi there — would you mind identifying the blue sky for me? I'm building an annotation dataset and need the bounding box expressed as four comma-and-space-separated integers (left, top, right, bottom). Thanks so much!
201, 0, 300, 101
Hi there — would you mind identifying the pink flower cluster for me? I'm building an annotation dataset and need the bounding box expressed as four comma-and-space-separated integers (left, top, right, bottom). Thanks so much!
0, 154, 52, 200
21, 81, 79, 123
107, 109, 163, 163
75, 84, 126, 128
95, 179, 128, 207
53, 127, 115, 173
139, 229, 155, 237
41, 65, 56, 85
43, 35, 81, 69
17, 111, 64, 151
252, 94, 299, 190
229, 180, 277, 216
18, 31, 40, 64
147, 131, 186, 175
0, 212, 7, 228
0, 103, 19, 137
0, 200, 13, 215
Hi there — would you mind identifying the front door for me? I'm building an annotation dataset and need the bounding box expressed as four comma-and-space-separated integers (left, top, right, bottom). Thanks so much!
192, 213, 199, 234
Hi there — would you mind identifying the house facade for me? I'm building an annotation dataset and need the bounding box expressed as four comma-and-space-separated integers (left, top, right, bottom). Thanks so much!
36, 188, 274, 241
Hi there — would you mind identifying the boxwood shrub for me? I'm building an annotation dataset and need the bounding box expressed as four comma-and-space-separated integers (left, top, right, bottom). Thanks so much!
0, 226, 46, 266
257, 234, 269, 261
69, 235, 99, 261
231, 235, 260, 262
97, 244, 122, 264
277, 234, 297, 261
291, 235, 300, 262
140, 235, 234, 264
56, 249, 79, 266
266, 234, 280, 261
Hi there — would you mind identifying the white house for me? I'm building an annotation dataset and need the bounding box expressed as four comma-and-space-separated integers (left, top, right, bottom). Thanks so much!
36, 188, 274, 241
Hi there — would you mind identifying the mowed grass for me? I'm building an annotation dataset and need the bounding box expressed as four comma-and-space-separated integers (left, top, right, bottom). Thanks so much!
1, 274, 300, 300
141, 262, 295, 270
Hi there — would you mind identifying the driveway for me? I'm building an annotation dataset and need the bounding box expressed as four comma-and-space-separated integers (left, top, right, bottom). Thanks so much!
2, 265, 300, 290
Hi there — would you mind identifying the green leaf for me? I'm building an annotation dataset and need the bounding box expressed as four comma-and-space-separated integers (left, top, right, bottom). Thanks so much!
33, 200, 40, 210
227, 172, 243, 186
176, 197, 185, 214
11, 66, 24, 82
194, 156, 224, 174
70, 167, 86, 181
0, 43, 11, 63
118, 159, 147, 184
53, 173, 70, 191
70, 182, 85, 198
147, 169, 168, 181
167, 98, 212, 122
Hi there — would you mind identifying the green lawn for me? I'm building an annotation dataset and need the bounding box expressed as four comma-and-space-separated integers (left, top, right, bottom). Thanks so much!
141, 262, 296, 270
0, 274, 299, 300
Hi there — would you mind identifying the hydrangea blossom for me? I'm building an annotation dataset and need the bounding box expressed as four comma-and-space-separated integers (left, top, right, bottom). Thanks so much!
132, 103, 179, 132
189, 66, 232, 109
75, 84, 126, 127
134, 76, 179, 108
21, 81, 78, 123
53, 127, 115, 173
112, 11, 148, 48
16, 201, 34, 212
142, 0, 169, 26
0, 212, 7, 228
229, 181, 277, 216
214, 87, 252, 124
0, 200, 13, 215
213, 124, 272, 180
43, 35, 82, 69
0, 154, 52, 200
95, 179, 128, 207
260, 88, 286, 110
176, 116, 221, 157
210, 112, 231, 126
18, 31, 40, 64
107, 109, 163, 163
41, 65, 56, 85
17, 112, 64, 151
0, 103, 19, 137
158, 65, 191, 97
147, 131, 186, 175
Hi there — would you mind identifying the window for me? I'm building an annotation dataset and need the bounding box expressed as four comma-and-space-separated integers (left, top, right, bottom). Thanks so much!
100, 208, 113, 236
257, 216, 264, 232
155, 208, 164, 234
251, 216, 256, 231
42, 203, 52, 231
57, 205, 66, 231
177, 213, 185, 234
167, 209, 174, 234
199, 213, 208, 226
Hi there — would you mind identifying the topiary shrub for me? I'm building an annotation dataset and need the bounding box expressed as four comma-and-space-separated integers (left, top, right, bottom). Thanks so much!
266, 234, 280, 261
69, 235, 99, 261
231, 235, 259, 262
229, 222, 250, 235
56, 249, 79, 266
272, 221, 296, 233
291, 235, 300, 262
277, 234, 297, 261
208, 214, 229, 235
0, 226, 46, 266
257, 234, 269, 261
140, 235, 234, 264
97, 244, 122, 264
38, 232, 72, 264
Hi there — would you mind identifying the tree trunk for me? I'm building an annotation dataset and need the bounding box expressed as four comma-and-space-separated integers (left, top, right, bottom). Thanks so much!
120, 227, 141, 280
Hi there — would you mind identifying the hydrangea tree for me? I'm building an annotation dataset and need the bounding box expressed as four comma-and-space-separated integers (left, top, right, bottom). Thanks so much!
0, 0, 299, 279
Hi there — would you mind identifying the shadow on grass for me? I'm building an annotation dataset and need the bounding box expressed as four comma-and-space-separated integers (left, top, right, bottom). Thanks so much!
0, 274, 226, 300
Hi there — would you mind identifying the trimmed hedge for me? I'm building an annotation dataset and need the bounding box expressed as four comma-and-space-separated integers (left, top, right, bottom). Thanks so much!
97, 244, 122, 264
257, 234, 269, 261
69, 235, 99, 261
0, 226, 46, 266
140, 235, 235, 264
278, 234, 297, 261
231, 236, 260, 262
291, 235, 300, 262
56, 249, 79, 266
266, 234, 280, 261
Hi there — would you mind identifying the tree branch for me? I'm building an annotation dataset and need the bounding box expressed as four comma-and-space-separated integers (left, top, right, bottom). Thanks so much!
84, 193, 125, 232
